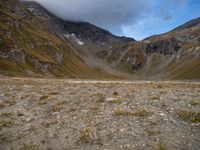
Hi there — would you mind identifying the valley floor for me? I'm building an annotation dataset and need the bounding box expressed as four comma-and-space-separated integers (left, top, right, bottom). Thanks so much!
0, 78, 200, 150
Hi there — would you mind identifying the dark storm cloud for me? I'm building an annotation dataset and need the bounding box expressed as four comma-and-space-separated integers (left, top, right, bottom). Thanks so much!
31, 0, 152, 33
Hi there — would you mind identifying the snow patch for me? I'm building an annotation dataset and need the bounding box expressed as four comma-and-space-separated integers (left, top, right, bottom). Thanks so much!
27, 7, 35, 12
71, 33, 84, 45
63, 33, 84, 46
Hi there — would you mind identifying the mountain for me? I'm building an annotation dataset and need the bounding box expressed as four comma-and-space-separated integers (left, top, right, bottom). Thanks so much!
0, 0, 200, 80
22, 0, 135, 78
0, 0, 119, 79
173, 17, 200, 31
98, 17, 200, 79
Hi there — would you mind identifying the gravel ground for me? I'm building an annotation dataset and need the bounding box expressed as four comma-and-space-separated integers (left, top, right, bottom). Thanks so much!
0, 78, 200, 150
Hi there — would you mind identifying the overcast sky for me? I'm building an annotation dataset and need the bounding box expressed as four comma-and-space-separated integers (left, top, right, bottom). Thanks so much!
32, 0, 200, 40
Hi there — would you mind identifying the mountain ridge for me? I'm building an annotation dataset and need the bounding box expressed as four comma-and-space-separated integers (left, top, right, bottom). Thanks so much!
97, 17, 200, 79
0, 0, 200, 80
0, 0, 118, 79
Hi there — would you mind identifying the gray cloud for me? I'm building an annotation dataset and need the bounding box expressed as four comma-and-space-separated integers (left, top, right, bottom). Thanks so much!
160, 0, 187, 19
31, 0, 152, 34
163, 15, 172, 21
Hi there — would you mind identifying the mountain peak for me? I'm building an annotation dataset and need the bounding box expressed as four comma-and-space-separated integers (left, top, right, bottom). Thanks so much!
173, 17, 200, 31
0, 0, 200, 80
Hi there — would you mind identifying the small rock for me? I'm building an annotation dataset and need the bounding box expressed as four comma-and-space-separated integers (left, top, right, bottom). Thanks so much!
160, 113, 165, 117
106, 98, 116, 102
52, 112, 59, 116
26, 117, 33, 122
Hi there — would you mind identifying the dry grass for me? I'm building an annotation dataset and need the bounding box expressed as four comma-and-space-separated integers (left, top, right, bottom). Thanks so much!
108, 99, 122, 104
108, 97, 129, 104
97, 93, 105, 103
51, 101, 66, 112
0, 133, 11, 143
113, 91, 119, 96
37, 95, 49, 105
49, 92, 60, 95
178, 109, 200, 123
67, 107, 76, 113
189, 99, 200, 106
133, 108, 151, 117
150, 95, 160, 100
114, 107, 151, 117
3, 99, 16, 107
114, 108, 134, 116
4, 92, 11, 97
0, 101, 7, 109
146, 129, 161, 136
157, 142, 168, 150
161, 100, 167, 107
157, 84, 164, 89
52, 105, 63, 112
39, 95, 49, 101
90, 106, 99, 114
1, 112, 13, 118
77, 128, 94, 143
21, 144, 39, 150
0, 120, 14, 130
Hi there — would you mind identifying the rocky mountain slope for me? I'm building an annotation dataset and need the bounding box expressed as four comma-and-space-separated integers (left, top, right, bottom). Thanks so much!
0, 0, 118, 79
98, 17, 200, 79
0, 0, 199, 80
22, 1, 136, 78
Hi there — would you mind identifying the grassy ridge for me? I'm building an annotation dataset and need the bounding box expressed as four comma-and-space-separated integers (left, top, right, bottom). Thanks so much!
0, 0, 118, 79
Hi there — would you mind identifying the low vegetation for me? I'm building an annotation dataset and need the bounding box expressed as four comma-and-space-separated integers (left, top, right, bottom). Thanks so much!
113, 91, 119, 96
1, 112, 13, 118
146, 129, 161, 136
37, 95, 49, 105
96, 93, 105, 103
114, 107, 151, 117
77, 128, 94, 143
0, 102, 7, 109
0, 120, 14, 130
189, 99, 200, 106
157, 142, 168, 150
21, 144, 39, 150
114, 108, 134, 116
3, 99, 16, 107
108, 99, 122, 104
177, 109, 200, 123
150, 95, 160, 100
0, 79, 199, 149
133, 108, 151, 117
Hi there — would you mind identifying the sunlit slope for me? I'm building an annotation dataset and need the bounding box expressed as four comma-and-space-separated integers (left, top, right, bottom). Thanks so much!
0, 0, 116, 79
98, 17, 200, 80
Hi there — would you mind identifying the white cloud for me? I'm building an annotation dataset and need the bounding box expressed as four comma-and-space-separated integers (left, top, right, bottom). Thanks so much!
26, 0, 190, 39
31, 0, 152, 34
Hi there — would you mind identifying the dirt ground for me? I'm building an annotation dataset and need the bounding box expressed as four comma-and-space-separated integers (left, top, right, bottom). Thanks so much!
0, 78, 200, 150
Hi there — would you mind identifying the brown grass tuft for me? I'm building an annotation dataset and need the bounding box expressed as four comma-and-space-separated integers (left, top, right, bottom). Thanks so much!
97, 93, 105, 103
78, 128, 94, 143
133, 108, 151, 117
114, 108, 133, 116
178, 109, 200, 123
0, 120, 14, 130
0, 101, 7, 109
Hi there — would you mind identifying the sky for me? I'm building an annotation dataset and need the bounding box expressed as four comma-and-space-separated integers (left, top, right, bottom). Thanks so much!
31, 0, 200, 40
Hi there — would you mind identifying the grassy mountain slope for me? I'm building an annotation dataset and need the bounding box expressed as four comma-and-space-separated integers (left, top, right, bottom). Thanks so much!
98, 17, 200, 80
0, 0, 117, 79
0, 0, 199, 80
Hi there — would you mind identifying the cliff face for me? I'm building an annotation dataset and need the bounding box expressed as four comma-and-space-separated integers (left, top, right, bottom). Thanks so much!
98, 18, 200, 79
0, 0, 117, 79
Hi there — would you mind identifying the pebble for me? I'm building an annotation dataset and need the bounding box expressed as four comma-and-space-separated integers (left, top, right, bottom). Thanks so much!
106, 98, 116, 101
